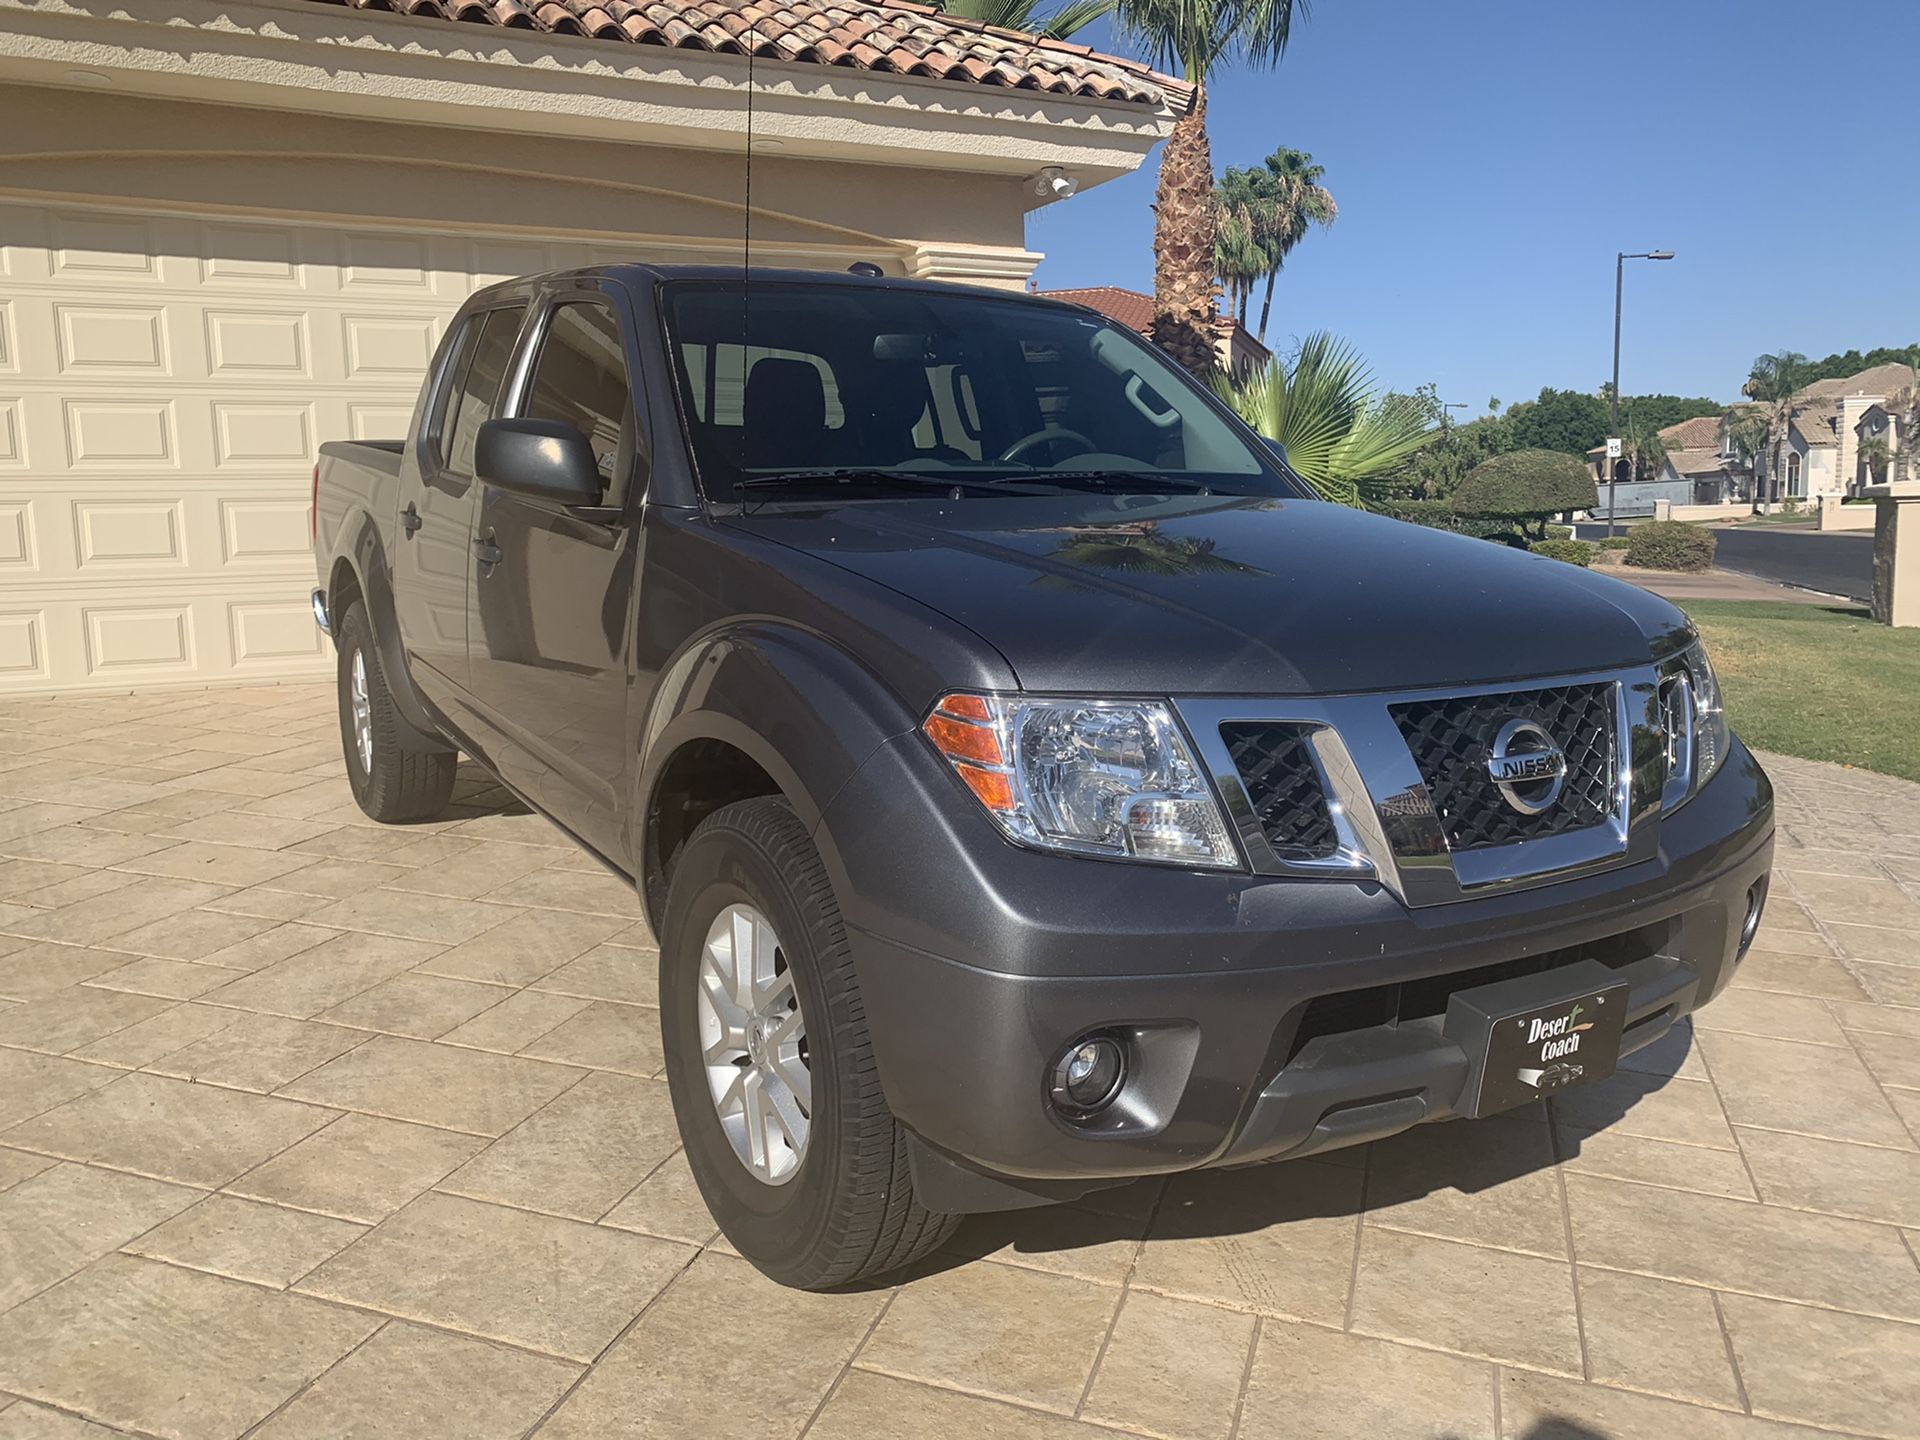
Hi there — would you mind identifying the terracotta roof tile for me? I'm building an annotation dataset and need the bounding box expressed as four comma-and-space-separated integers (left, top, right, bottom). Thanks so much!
297, 0, 1181, 105
1657, 414, 1723, 449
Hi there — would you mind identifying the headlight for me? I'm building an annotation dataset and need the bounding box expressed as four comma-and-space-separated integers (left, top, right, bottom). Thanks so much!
922, 693, 1240, 868
1661, 639, 1730, 807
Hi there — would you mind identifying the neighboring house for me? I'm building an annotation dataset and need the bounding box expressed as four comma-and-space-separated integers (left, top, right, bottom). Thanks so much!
0, 0, 1183, 695
1653, 413, 1752, 504
1585, 412, 1752, 512
1038, 287, 1274, 377
1759, 362, 1916, 503
1854, 400, 1905, 488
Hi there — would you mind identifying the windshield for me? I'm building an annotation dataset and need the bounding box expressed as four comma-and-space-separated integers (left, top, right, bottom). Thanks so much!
662, 281, 1295, 502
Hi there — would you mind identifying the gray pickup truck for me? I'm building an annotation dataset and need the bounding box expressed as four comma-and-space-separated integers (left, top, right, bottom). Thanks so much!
311, 265, 1774, 1289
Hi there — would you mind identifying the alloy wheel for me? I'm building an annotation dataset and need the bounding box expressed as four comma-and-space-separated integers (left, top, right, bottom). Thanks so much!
697, 903, 811, 1184
349, 650, 374, 777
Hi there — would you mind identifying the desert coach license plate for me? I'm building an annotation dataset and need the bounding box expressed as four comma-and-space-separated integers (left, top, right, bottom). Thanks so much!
1445, 961, 1630, 1117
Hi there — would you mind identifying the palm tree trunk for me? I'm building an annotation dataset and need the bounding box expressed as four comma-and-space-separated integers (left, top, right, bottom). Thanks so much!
1150, 88, 1219, 378
1256, 267, 1277, 343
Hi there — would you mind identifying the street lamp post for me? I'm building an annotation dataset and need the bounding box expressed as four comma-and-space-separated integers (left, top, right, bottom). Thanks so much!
1608, 249, 1676, 536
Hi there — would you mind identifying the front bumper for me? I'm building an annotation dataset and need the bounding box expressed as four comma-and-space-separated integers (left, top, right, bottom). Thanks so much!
819, 731, 1773, 1210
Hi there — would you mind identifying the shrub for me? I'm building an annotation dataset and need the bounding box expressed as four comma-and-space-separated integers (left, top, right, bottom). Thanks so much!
1452, 450, 1599, 539
1625, 520, 1716, 572
1545, 524, 1573, 540
1529, 539, 1595, 567
1597, 535, 1633, 550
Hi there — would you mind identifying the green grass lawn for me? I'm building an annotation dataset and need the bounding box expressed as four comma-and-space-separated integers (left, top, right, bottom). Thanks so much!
1682, 601, 1920, 781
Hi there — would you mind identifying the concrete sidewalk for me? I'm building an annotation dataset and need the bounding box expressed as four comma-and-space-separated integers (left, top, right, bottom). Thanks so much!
0, 684, 1917, 1439
1601, 561, 1848, 606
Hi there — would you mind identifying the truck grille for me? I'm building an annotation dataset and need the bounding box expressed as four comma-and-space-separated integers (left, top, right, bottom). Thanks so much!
1220, 723, 1340, 861
1389, 682, 1616, 851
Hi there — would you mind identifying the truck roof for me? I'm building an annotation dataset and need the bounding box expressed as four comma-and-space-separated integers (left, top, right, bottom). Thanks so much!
465, 264, 1089, 312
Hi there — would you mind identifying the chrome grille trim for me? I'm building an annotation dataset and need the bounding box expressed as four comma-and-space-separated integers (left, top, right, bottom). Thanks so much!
1178, 663, 1667, 907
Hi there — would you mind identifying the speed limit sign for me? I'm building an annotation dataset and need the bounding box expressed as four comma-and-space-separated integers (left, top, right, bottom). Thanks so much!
1605, 437, 1622, 459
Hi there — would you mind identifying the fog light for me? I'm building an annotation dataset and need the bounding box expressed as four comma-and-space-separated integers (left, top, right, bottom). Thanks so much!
1050, 1035, 1125, 1118
1738, 881, 1766, 957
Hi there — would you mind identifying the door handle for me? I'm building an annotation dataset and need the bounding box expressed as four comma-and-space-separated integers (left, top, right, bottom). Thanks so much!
473, 532, 502, 567
400, 502, 422, 536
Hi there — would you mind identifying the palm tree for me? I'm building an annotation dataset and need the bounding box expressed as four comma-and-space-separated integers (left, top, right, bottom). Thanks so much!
1219, 332, 1437, 506
1213, 149, 1336, 342
935, 0, 1111, 39
1743, 351, 1811, 508
1726, 409, 1769, 501
1115, 0, 1306, 377
1620, 410, 1668, 484
1896, 386, 1920, 484
1249, 150, 1335, 343
1859, 434, 1893, 488
1213, 168, 1268, 329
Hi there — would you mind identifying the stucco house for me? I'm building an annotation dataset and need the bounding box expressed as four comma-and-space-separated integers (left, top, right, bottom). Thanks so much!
0, 0, 1183, 695
1586, 411, 1751, 515
1651, 413, 1750, 504
1038, 286, 1274, 377
1763, 362, 1916, 504
1853, 399, 1907, 489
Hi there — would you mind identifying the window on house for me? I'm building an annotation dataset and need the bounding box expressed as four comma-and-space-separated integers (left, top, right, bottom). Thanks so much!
1786, 452, 1803, 496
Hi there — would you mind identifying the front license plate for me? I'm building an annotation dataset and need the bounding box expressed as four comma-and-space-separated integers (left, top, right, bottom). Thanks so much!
1446, 962, 1630, 1118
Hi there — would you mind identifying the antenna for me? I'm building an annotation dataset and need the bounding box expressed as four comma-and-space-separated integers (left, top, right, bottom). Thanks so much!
740, 7, 756, 357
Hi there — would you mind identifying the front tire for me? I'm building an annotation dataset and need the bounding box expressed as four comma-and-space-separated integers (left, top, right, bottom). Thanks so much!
334, 599, 457, 824
660, 797, 958, 1289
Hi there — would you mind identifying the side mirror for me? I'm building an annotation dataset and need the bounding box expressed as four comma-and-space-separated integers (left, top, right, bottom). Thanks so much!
475, 418, 603, 506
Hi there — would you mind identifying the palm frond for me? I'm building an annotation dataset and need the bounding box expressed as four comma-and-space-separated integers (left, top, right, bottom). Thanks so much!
1038, 0, 1112, 37
1217, 332, 1435, 505
935, 0, 1109, 39
1113, 0, 1299, 82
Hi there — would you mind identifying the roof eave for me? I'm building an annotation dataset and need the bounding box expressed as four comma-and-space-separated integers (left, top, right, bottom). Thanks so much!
0, 0, 1178, 187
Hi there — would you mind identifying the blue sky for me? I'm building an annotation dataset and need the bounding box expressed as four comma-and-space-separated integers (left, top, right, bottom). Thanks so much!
1030, 0, 1920, 411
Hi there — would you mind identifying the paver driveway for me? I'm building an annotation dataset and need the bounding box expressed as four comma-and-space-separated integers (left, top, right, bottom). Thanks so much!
1, 681, 1918, 1440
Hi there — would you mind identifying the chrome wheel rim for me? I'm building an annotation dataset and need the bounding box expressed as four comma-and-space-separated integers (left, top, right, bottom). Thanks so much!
349, 650, 373, 777
698, 903, 810, 1185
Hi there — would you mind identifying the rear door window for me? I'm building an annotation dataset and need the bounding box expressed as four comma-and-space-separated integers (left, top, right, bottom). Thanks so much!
441, 306, 525, 479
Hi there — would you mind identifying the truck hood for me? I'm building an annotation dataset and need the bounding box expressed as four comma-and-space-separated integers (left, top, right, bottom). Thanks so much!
722, 493, 1691, 695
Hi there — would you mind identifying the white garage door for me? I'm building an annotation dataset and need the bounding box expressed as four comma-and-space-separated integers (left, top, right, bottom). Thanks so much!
0, 197, 660, 696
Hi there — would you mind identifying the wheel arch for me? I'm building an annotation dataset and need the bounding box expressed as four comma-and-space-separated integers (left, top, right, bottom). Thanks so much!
323, 505, 440, 737
633, 622, 917, 933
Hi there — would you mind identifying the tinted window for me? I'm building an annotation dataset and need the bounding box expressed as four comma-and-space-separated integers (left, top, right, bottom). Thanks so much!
429, 319, 484, 466
665, 282, 1276, 500
522, 303, 632, 499
442, 306, 524, 478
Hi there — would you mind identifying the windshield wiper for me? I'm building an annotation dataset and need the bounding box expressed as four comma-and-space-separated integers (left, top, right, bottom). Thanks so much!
735, 469, 1049, 498
1022, 470, 1217, 494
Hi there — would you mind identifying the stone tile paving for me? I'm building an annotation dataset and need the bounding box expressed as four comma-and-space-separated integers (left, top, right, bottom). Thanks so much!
0, 683, 1916, 1439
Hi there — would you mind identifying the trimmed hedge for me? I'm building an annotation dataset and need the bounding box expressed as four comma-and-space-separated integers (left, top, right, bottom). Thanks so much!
1453, 449, 1598, 526
1545, 524, 1574, 540
1596, 535, 1633, 551
1625, 520, 1716, 572
1529, 539, 1596, 567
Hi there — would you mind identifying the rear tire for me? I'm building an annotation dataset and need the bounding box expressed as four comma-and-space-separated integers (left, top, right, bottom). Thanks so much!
334, 599, 457, 824
660, 797, 958, 1289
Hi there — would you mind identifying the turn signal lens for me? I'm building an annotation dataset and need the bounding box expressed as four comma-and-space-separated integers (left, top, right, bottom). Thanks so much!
923, 711, 1005, 767
955, 763, 1017, 813
938, 693, 993, 723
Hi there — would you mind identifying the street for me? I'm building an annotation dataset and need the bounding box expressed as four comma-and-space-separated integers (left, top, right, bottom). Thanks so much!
1577, 522, 1874, 603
